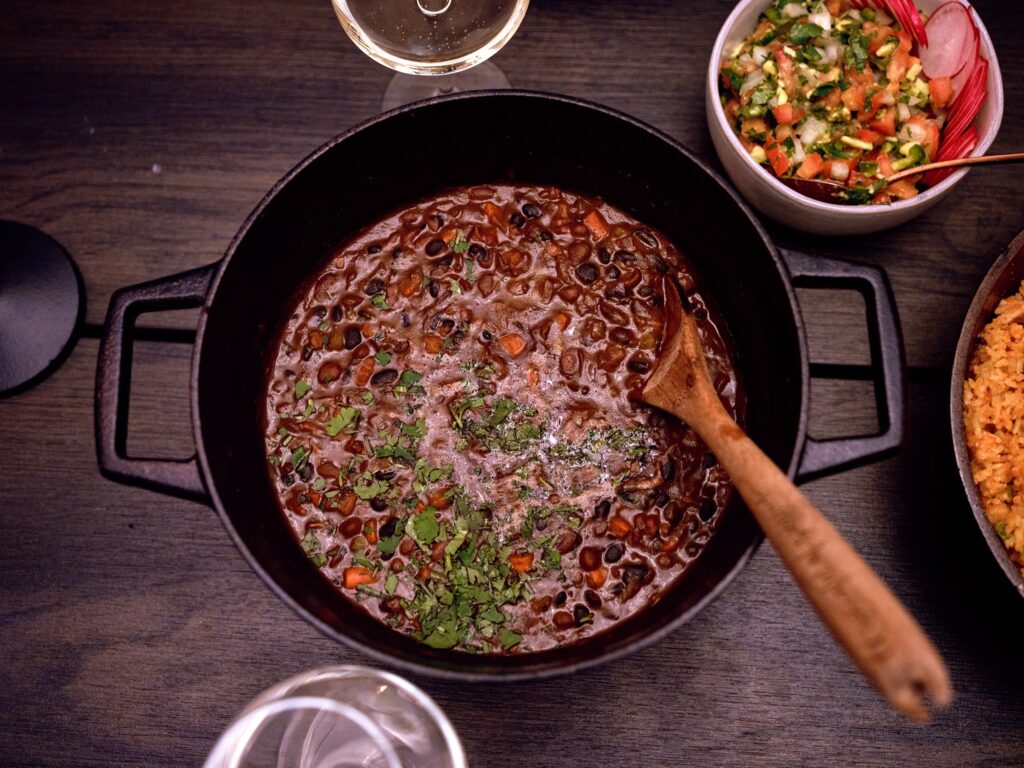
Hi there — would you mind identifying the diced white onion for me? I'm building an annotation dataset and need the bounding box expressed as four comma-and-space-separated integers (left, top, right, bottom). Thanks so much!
798, 116, 827, 147
899, 121, 927, 143
792, 136, 806, 164
830, 161, 850, 181
740, 70, 764, 94
822, 39, 841, 64
897, 102, 911, 122
875, 9, 892, 25
782, 3, 805, 18
752, 45, 769, 65
808, 12, 832, 32
880, 90, 896, 106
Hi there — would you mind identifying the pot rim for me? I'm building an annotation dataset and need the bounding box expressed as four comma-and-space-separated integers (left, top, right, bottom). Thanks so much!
188, 89, 812, 680
950, 227, 1024, 598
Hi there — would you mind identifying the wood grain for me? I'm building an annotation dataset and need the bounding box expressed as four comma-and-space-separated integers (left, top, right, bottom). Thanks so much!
2, 0, 1024, 765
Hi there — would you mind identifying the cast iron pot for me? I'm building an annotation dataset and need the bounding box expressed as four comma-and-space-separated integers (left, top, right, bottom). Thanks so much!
952, 227, 1024, 597
96, 92, 906, 680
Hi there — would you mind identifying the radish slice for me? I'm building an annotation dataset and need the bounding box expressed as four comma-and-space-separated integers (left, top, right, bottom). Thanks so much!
920, 2, 973, 78
943, 58, 987, 142
950, 23, 980, 98
922, 126, 979, 186
888, 0, 929, 47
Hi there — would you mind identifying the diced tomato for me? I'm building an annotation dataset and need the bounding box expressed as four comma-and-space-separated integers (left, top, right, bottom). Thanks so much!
888, 180, 920, 200
841, 84, 865, 113
875, 152, 895, 178
896, 29, 912, 53
772, 44, 797, 94
869, 108, 896, 137
771, 103, 803, 126
862, 90, 887, 120
929, 75, 954, 109
887, 50, 912, 85
740, 117, 768, 140
825, 0, 841, 14
857, 128, 884, 146
866, 26, 896, 54
796, 152, 825, 180
774, 124, 794, 142
764, 141, 791, 177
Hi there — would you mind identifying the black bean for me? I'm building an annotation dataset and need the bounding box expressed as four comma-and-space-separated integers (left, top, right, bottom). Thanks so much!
660, 457, 677, 483
425, 238, 446, 256
664, 502, 684, 528
379, 517, 399, 539
367, 244, 382, 254
609, 327, 634, 346
364, 278, 385, 296
344, 326, 362, 350
539, 230, 553, 242
428, 280, 439, 298
468, 243, 487, 259
297, 463, 314, 481
702, 452, 717, 469
605, 264, 621, 280
370, 497, 389, 512
584, 590, 603, 609
522, 202, 542, 218
655, 492, 670, 508
510, 212, 526, 228
370, 368, 399, 386
614, 249, 636, 264
594, 499, 611, 519
622, 562, 650, 586
313, 305, 328, 319
554, 590, 567, 607
575, 262, 599, 285
637, 284, 653, 297
535, 516, 547, 531
597, 247, 612, 264
297, 493, 310, 505
635, 229, 658, 248
699, 499, 717, 522
651, 254, 668, 274
281, 472, 294, 486
626, 358, 651, 374
573, 604, 593, 626
301, 344, 313, 362
374, 469, 397, 481
481, 329, 493, 341
694, 307, 709, 320
401, 312, 411, 327
391, 248, 403, 259
604, 542, 625, 563
430, 214, 444, 228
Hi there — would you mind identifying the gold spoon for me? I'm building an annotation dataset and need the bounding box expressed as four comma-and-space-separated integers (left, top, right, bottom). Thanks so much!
780, 150, 1024, 204
641, 281, 952, 722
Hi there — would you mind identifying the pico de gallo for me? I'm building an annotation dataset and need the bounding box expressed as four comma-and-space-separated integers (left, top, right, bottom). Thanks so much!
719, 0, 974, 204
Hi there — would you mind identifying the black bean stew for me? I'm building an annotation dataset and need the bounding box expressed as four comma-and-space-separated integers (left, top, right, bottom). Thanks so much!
264, 184, 743, 654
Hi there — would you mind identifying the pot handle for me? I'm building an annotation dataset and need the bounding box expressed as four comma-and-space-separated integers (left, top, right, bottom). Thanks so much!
780, 249, 906, 483
95, 264, 217, 501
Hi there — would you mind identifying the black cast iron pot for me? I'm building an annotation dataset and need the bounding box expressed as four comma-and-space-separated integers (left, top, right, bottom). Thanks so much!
96, 92, 906, 680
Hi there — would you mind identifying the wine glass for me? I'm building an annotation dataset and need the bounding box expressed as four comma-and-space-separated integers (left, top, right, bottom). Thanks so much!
331, 0, 530, 111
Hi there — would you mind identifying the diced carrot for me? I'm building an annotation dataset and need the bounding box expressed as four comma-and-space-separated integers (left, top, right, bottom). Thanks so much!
527, 367, 540, 387
582, 210, 610, 240
509, 552, 535, 573
478, 226, 499, 246
440, 227, 458, 244
483, 202, 503, 227
364, 519, 378, 545
343, 566, 375, 590
497, 333, 527, 357
309, 332, 324, 350
586, 566, 608, 590
554, 312, 571, 331
771, 103, 802, 126
764, 142, 791, 177
544, 242, 561, 257
608, 515, 632, 539
354, 356, 375, 387
423, 334, 444, 354
796, 152, 825, 180
427, 487, 452, 511
417, 565, 433, 582
929, 75, 954, 109
398, 268, 423, 297
360, 322, 374, 338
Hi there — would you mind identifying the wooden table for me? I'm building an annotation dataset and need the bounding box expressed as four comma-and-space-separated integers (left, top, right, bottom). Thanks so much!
3, 1, 1023, 765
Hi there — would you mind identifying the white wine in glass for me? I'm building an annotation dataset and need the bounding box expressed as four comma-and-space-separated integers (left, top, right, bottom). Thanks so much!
331, 0, 530, 109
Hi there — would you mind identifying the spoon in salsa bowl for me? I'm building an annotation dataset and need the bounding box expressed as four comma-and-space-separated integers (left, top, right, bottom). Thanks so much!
780, 150, 1024, 205
641, 280, 952, 722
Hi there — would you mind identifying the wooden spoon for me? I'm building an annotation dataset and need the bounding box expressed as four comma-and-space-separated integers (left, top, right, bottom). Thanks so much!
641, 281, 952, 722
780, 150, 1024, 204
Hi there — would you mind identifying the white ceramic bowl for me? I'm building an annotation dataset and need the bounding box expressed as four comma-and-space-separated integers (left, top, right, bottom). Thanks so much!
706, 0, 1004, 235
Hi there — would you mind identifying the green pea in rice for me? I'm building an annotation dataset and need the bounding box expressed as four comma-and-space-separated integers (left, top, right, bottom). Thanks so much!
964, 281, 1024, 574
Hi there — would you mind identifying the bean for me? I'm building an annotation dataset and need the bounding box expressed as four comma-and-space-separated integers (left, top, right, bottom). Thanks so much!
651, 254, 669, 274
364, 278, 385, 296
301, 344, 313, 361
553, 611, 576, 630
429, 214, 444, 229
427, 280, 440, 298
584, 590, 603, 609
539, 230, 553, 241
699, 499, 717, 522
575, 262, 599, 285
660, 457, 677, 483
559, 348, 583, 378
599, 301, 629, 326
556, 530, 582, 554
340, 517, 363, 538
297, 462, 314, 482
370, 368, 398, 386
637, 284, 653, 297
626, 356, 652, 374
594, 499, 611, 519
510, 212, 526, 228
583, 318, 607, 345
554, 590, 568, 607
370, 497, 389, 511
367, 244, 382, 254
655, 492, 670, 508
331, 306, 342, 322
605, 264, 621, 280
573, 604, 593, 626
401, 312, 411, 327
635, 229, 658, 248
425, 238, 446, 256
531, 595, 554, 613
328, 327, 345, 350
522, 202, 542, 218
608, 327, 635, 347
569, 241, 591, 261
614, 249, 636, 264
558, 284, 581, 303
379, 517, 399, 538
656, 553, 676, 570
663, 502, 683, 528
313, 305, 328, 319
703, 452, 717, 469
603, 542, 625, 563
597, 247, 612, 264
578, 546, 601, 572
374, 469, 397, 482
317, 360, 342, 384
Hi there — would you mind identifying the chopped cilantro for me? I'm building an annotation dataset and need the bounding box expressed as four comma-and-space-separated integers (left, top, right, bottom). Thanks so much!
375, 350, 392, 365
499, 628, 523, 649
371, 293, 389, 310
451, 230, 471, 254
326, 406, 361, 437
788, 22, 823, 45
408, 508, 440, 548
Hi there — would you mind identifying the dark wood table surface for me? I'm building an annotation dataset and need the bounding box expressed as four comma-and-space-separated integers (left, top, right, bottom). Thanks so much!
3, 1, 1024, 765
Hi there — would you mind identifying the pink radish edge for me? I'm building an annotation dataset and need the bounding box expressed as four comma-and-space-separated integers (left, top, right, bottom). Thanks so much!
920, 2, 973, 78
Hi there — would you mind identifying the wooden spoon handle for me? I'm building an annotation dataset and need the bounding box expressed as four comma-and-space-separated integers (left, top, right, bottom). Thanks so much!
698, 410, 952, 721
887, 151, 1024, 183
